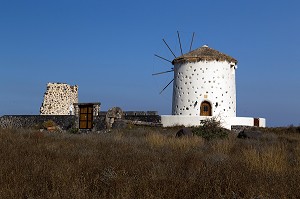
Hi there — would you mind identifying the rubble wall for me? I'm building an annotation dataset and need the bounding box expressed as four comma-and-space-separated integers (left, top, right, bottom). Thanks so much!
0, 112, 161, 131
0, 115, 76, 130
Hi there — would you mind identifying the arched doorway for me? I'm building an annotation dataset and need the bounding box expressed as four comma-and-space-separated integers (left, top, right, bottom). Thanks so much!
200, 101, 212, 116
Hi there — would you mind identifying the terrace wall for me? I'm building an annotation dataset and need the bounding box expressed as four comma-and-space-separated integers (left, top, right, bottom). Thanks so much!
0, 112, 161, 131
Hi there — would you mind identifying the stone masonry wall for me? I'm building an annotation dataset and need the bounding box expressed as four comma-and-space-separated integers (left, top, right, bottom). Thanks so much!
40, 83, 78, 115
99, 111, 161, 123
0, 114, 160, 131
0, 115, 76, 130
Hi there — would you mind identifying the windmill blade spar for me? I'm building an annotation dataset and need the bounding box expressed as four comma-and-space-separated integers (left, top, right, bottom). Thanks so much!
160, 79, 174, 94
152, 70, 174, 76
177, 31, 183, 56
154, 54, 172, 63
162, 39, 177, 58
189, 32, 195, 52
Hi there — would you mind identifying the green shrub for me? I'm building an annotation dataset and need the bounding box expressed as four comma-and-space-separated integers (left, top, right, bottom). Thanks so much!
68, 127, 79, 134
192, 117, 229, 140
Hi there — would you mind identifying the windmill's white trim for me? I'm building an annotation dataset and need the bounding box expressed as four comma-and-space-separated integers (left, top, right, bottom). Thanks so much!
161, 115, 266, 130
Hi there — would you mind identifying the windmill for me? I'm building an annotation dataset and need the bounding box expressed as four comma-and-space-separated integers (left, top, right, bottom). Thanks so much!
154, 33, 266, 129
153, 31, 195, 94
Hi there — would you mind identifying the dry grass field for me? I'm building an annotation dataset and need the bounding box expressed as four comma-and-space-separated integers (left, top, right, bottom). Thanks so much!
1, 126, 300, 198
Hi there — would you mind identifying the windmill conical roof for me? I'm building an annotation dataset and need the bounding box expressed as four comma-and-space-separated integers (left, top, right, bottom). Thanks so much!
172, 45, 237, 65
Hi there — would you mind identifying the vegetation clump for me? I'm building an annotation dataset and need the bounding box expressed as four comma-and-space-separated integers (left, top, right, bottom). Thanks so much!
192, 117, 230, 140
1, 126, 300, 198
42, 120, 57, 132
42, 120, 56, 129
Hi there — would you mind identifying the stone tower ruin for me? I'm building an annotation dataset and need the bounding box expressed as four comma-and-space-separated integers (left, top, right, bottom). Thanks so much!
40, 83, 78, 115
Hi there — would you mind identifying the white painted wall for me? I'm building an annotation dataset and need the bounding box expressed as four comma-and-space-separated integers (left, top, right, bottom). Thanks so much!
172, 60, 237, 117
161, 115, 266, 130
221, 117, 266, 129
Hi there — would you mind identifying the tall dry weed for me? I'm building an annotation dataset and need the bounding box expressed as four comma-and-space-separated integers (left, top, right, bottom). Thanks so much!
1, 127, 300, 198
210, 133, 236, 154
145, 132, 165, 148
113, 131, 124, 142
243, 143, 287, 173
145, 132, 204, 150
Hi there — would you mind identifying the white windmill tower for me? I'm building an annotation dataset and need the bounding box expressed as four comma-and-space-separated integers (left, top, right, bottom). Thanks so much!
154, 32, 266, 129
171, 45, 237, 118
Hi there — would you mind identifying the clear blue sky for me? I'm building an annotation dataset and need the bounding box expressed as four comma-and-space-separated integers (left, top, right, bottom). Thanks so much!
1, 0, 299, 127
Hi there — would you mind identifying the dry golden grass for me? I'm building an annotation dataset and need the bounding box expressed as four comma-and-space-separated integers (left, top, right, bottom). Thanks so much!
210, 133, 236, 154
242, 143, 287, 173
0, 126, 300, 198
145, 132, 204, 150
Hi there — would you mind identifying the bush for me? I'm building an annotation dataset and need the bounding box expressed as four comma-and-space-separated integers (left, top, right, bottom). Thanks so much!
68, 127, 79, 134
192, 117, 229, 140
42, 120, 56, 129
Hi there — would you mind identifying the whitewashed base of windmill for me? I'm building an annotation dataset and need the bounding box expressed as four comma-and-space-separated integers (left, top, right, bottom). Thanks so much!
160, 115, 266, 130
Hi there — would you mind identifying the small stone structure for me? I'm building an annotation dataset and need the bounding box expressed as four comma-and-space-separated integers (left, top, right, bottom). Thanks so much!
40, 83, 78, 115
73, 103, 101, 117
73, 102, 101, 129
105, 107, 124, 129
0, 81, 161, 131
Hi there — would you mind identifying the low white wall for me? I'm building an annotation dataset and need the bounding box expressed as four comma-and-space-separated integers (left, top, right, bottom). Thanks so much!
258, 118, 266, 127
161, 115, 266, 130
161, 115, 211, 127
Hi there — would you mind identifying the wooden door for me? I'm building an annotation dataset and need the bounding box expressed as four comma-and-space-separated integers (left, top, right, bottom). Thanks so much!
200, 101, 212, 116
79, 105, 93, 129
254, 118, 259, 127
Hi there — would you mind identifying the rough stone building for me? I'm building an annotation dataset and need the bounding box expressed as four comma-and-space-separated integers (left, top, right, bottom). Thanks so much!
73, 102, 101, 129
40, 83, 78, 115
